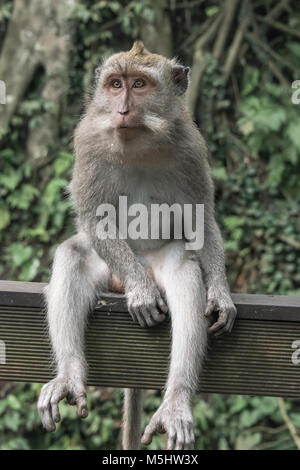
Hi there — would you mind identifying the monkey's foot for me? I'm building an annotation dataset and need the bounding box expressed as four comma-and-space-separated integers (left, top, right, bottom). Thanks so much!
38, 376, 88, 432
141, 398, 194, 450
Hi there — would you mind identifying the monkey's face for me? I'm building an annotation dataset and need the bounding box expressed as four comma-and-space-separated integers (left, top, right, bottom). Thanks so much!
93, 41, 190, 143
102, 71, 155, 140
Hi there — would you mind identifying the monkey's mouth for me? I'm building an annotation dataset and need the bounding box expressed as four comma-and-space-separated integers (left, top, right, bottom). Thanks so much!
116, 126, 143, 135
115, 125, 142, 140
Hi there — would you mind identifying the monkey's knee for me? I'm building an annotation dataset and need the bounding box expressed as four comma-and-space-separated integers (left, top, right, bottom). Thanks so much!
50, 234, 112, 300
54, 234, 89, 264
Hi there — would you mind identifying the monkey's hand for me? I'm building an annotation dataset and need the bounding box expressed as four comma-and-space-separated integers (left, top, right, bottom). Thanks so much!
205, 284, 237, 337
141, 397, 194, 450
126, 275, 168, 328
38, 376, 88, 432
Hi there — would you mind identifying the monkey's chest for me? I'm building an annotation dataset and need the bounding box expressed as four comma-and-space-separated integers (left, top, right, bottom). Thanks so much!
116, 182, 184, 253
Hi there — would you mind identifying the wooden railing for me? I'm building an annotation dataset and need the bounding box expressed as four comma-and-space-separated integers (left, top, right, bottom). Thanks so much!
1, 280, 300, 397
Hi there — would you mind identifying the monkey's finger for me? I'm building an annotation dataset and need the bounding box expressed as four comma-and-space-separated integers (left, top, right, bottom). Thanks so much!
185, 425, 195, 450
77, 396, 88, 418
49, 388, 68, 423
51, 402, 61, 423
175, 424, 184, 450
213, 308, 236, 337
40, 406, 56, 432
156, 296, 168, 314
135, 308, 147, 328
228, 314, 236, 332
141, 306, 157, 327
128, 306, 139, 325
141, 421, 157, 445
167, 428, 176, 450
214, 328, 227, 338
205, 299, 216, 317
214, 317, 235, 338
38, 389, 56, 431
150, 306, 166, 324
208, 314, 227, 334
228, 309, 237, 330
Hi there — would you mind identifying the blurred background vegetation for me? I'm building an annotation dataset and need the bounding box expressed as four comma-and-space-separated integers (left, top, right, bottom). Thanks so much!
0, 0, 300, 450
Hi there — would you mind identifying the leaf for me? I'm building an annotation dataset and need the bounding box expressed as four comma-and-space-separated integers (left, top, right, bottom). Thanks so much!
242, 66, 260, 96
206, 6, 219, 16
0, 207, 10, 230
54, 152, 74, 176
218, 437, 229, 450
267, 154, 285, 187
7, 184, 39, 210
43, 178, 68, 206
238, 118, 254, 136
8, 243, 33, 267
4, 411, 21, 432
254, 107, 286, 132
212, 166, 228, 180
6, 395, 21, 410
229, 395, 248, 414
286, 119, 300, 152
19, 258, 40, 281
239, 409, 261, 427
235, 432, 262, 450
224, 216, 245, 230
0, 167, 22, 191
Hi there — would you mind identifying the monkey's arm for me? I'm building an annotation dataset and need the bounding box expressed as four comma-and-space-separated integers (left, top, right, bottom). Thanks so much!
184, 155, 236, 336
198, 209, 237, 336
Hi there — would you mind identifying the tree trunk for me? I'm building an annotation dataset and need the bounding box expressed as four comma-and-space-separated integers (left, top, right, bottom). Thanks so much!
0, 0, 78, 166
139, 0, 173, 57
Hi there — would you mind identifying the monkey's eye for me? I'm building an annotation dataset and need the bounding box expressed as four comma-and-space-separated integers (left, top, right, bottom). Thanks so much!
111, 79, 122, 88
133, 79, 146, 88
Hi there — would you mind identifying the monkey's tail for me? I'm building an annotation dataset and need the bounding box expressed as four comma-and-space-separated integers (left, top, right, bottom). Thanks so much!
122, 388, 144, 450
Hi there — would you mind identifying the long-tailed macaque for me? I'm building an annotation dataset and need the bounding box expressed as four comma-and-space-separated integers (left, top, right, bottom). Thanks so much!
38, 41, 236, 450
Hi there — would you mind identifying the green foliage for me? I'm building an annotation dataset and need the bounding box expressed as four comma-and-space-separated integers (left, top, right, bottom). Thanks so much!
1, 385, 300, 450
0, 383, 122, 450
198, 45, 300, 295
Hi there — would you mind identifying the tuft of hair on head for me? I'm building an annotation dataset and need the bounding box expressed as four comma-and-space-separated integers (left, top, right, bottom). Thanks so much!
130, 41, 150, 56
125, 40, 163, 67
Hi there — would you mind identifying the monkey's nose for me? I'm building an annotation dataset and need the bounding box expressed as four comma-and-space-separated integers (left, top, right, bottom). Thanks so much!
118, 110, 129, 115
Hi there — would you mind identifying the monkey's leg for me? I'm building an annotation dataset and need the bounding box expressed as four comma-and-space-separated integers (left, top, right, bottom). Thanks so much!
38, 233, 110, 431
122, 388, 144, 450
141, 242, 208, 450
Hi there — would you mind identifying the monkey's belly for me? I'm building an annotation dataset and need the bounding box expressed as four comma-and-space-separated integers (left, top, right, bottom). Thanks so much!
127, 237, 170, 253
109, 274, 125, 293
108, 265, 155, 294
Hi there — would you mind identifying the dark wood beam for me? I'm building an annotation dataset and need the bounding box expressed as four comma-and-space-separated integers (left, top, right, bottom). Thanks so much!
0, 280, 300, 397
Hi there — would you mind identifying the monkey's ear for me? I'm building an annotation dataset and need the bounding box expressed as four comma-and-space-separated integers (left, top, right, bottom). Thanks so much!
172, 65, 190, 95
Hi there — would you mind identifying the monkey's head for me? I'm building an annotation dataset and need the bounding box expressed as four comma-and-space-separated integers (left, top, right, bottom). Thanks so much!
93, 41, 190, 142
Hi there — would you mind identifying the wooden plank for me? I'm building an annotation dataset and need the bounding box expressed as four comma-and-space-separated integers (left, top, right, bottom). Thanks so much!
0, 281, 300, 397
0, 280, 300, 321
